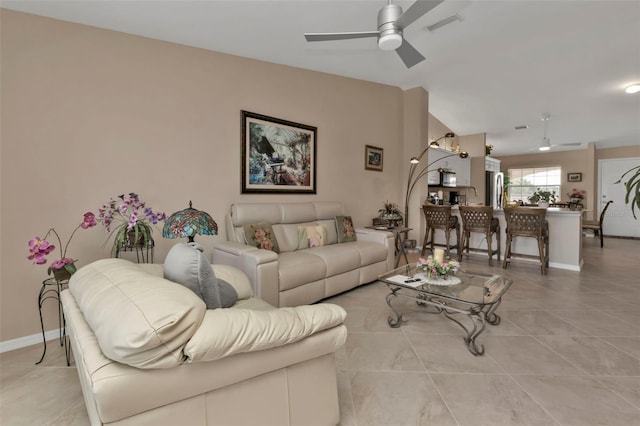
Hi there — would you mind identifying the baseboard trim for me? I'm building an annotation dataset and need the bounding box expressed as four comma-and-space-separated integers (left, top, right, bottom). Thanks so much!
0, 328, 61, 353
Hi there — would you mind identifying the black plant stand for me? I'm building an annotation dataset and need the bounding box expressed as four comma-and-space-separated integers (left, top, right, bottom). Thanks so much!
36, 277, 70, 366
115, 238, 155, 263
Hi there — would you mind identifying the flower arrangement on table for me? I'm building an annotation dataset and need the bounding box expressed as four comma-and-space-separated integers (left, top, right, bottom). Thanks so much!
416, 256, 460, 279
567, 188, 586, 201
96, 193, 166, 257
27, 212, 97, 281
375, 201, 403, 227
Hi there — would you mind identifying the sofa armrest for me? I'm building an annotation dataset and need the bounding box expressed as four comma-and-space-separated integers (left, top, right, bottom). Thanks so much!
213, 240, 281, 307
355, 227, 393, 245
355, 228, 395, 270
184, 303, 347, 363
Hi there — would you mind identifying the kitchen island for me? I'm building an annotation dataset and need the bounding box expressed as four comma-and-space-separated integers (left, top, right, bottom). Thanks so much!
426, 207, 583, 271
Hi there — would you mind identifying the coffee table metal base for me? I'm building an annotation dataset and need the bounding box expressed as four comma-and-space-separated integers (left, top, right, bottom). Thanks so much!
386, 288, 503, 356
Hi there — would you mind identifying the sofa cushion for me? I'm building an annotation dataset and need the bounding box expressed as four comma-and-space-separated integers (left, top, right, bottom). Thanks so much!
68, 258, 206, 369
350, 240, 389, 265
277, 251, 327, 291
297, 224, 327, 249
306, 244, 361, 276
164, 243, 238, 309
335, 215, 357, 243
243, 222, 280, 253
184, 303, 347, 362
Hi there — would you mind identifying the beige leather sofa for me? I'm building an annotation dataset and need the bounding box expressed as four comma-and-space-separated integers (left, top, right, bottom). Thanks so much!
61, 258, 347, 425
212, 201, 395, 307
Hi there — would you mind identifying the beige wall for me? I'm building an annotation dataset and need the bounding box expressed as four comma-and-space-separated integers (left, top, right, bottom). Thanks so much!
497, 144, 640, 220
1, 10, 414, 343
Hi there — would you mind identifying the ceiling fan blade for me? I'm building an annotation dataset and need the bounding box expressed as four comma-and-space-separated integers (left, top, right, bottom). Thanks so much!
395, 39, 425, 68
396, 0, 445, 29
304, 31, 379, 42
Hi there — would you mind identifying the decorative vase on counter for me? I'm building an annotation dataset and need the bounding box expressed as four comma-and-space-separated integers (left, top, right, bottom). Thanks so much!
538, 202, 549, 209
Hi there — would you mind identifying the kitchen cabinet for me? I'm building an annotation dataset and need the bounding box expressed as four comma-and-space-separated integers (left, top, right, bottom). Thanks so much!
427, 148, 471, 186
485, 156, 501, 172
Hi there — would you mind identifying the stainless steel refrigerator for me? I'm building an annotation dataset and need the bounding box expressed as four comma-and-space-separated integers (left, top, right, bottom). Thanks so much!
485, 171, 504, 209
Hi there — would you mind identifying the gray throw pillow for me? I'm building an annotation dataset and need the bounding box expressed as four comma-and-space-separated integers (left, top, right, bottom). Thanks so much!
164, 243, 238, 309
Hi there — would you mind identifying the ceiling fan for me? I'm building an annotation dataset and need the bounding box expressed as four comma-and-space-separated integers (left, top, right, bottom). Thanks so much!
304, 0, 445, 68
538, 114, 581, 151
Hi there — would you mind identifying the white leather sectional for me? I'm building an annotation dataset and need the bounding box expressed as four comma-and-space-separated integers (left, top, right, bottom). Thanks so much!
61, 258, 347, 425
213, 201, 395, 307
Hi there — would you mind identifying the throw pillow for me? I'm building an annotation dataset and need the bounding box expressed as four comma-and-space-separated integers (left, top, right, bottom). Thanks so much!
335, 215, 357, 243
164, 243, 238, 309
298, 225, 327, 249
243, 222, 280, 253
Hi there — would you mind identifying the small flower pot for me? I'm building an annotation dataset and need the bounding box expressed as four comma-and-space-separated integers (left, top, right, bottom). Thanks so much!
51, 263, 76, 282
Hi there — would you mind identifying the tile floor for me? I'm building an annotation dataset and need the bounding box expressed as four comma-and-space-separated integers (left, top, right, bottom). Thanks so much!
1, 236, 639, 425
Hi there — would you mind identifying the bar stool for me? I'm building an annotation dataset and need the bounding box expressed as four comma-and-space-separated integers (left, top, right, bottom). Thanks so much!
421, 205, 460, 259
503, 207, 549, 275
458, 206, 500, 265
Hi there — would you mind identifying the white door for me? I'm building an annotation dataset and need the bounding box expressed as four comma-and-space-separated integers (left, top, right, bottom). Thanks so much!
598, 157, 640, 238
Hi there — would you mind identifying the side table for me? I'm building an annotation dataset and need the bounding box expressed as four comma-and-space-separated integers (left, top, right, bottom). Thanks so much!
366, 226, 412, 267
36, 277, 70, 366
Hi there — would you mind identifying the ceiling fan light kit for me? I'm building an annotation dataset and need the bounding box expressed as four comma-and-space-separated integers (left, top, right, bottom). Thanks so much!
378, 32, 403, 50
625, 83, 640, 94
539, 138, 551, 151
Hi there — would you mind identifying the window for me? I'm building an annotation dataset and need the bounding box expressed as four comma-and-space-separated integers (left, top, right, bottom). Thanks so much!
508, 167, 561, 203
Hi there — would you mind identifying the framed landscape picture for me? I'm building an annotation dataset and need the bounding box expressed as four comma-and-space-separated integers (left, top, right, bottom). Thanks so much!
365, 145, 383, 171
242, 110, 317, 194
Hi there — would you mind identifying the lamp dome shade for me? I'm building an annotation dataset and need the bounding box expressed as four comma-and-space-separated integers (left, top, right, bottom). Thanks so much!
163, 201, 218, 242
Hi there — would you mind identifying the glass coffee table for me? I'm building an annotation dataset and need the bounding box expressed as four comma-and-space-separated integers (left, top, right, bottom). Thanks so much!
379, 265, 513, 356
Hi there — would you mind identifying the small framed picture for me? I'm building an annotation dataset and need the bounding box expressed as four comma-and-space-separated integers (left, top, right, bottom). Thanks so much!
365, 145, 383, 171
567, 172, 582, 182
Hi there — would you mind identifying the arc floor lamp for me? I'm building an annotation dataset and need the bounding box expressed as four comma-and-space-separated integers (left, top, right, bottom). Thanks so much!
404, 133, 469, 226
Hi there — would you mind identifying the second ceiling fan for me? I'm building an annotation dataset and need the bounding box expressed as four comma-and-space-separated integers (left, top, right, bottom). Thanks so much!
304, 0, 445, 69
538, 114, 581, 151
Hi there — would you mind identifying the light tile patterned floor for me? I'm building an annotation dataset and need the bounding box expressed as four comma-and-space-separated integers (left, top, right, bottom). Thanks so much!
328, 236, 640, 426
1, 237, 639, 425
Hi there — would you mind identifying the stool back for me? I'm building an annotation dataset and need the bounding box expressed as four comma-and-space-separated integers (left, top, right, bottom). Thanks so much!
459, 206, 495, 233
504, 207, 547, 238
422, 205, 457, 229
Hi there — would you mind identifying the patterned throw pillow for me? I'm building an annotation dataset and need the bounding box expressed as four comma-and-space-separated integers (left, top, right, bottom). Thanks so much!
243, 222, 280, 253
298, 225, 327, 249
335, 215, 357, 243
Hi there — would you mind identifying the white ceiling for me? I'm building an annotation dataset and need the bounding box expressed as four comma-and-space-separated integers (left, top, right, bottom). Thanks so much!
3, 0, 640, 156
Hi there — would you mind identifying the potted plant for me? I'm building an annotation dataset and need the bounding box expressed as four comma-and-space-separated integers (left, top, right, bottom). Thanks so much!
96, 193, 166, 257
375, 201, 403, 227
529, 188, 557, 208
616, 165, 640, 219
566, 188, 586, 210
27, 212, 97, 281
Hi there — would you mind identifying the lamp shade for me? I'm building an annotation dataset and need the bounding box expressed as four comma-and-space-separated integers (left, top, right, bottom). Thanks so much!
163, 201, 218, 243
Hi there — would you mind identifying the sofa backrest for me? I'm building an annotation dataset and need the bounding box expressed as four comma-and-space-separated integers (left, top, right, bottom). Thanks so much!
226, 202, 347, 253
68, 258, 206, 369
